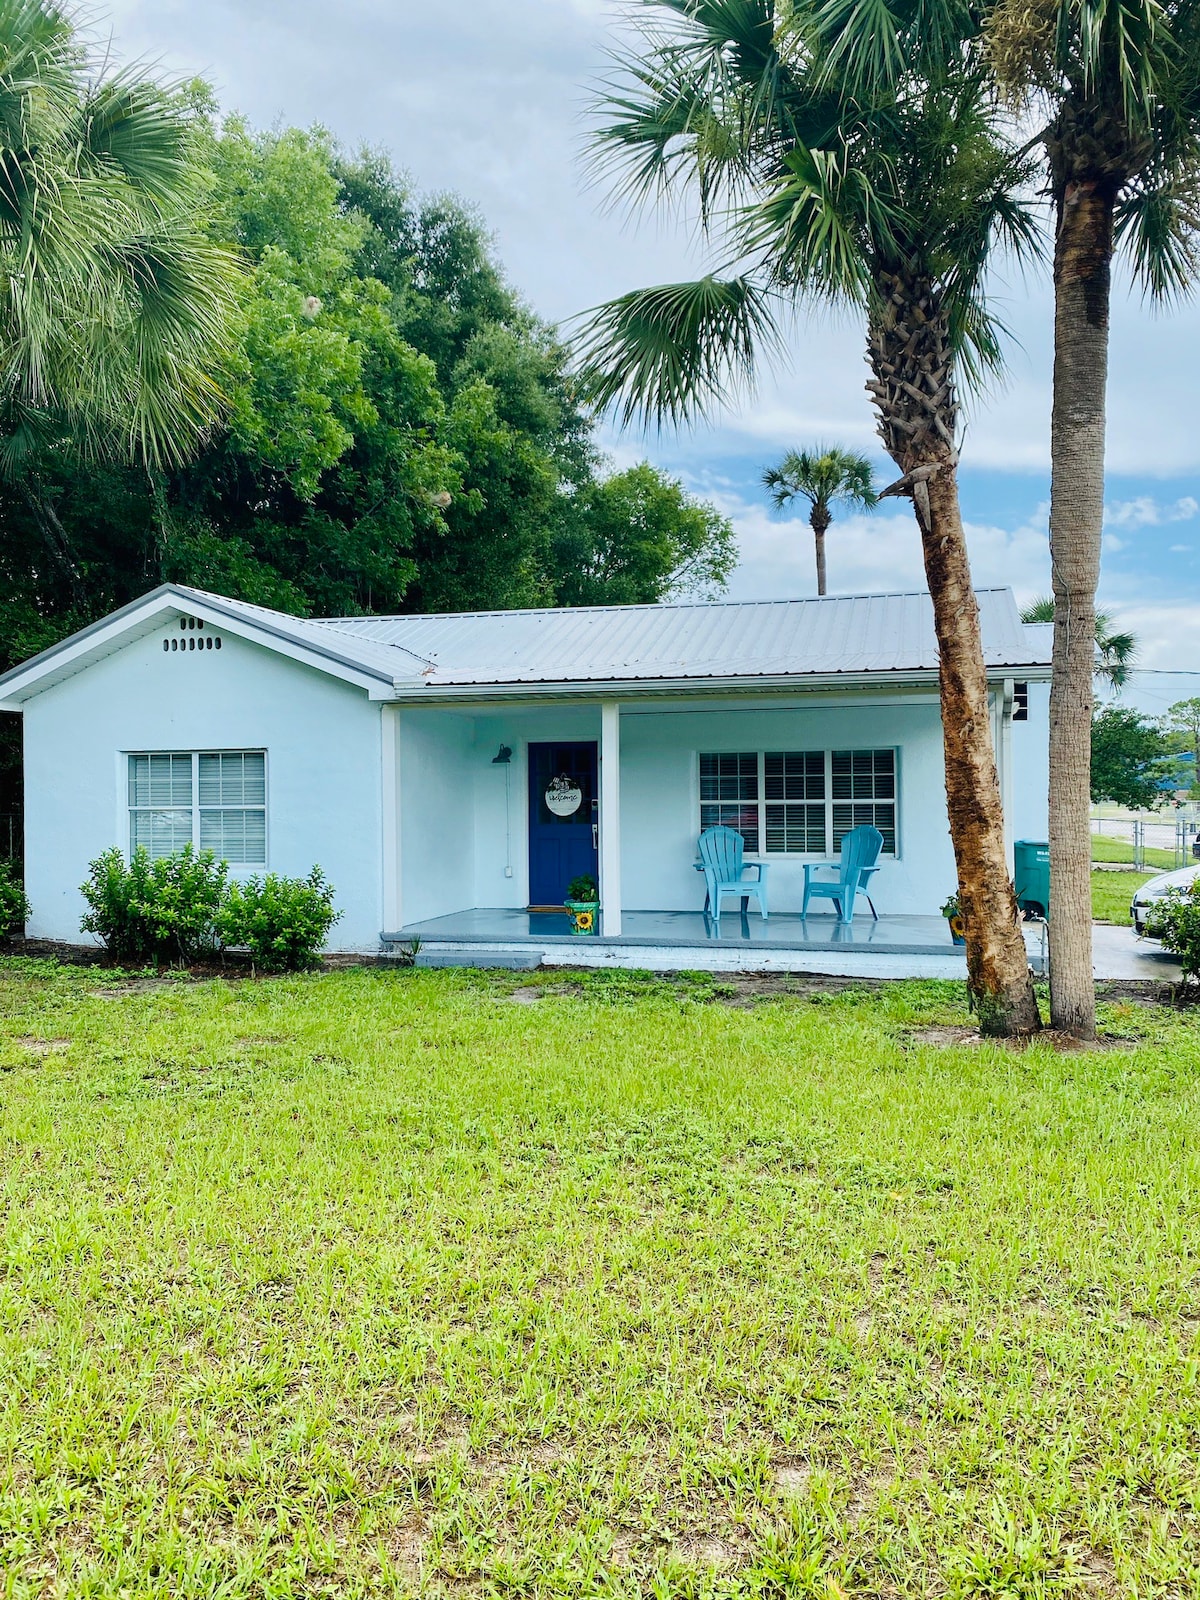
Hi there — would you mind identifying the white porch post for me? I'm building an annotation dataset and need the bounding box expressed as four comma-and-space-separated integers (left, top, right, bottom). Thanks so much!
995, 681, 1015, 868
381, 704, 402, 934
600, 700, 622, 936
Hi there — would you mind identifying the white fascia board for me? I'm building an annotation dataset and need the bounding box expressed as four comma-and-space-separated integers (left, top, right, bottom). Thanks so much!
381, 664, 1053, 704
0, 587, 394, 709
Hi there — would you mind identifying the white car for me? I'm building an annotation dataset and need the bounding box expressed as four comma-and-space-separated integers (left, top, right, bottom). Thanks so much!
1131, 865, 1200, 936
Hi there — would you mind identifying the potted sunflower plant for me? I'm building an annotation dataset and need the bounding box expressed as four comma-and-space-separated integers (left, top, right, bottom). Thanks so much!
564, 874, 600, 936
940, 891, 966, 947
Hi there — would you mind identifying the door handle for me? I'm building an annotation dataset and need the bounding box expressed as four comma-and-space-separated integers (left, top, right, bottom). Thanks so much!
592, 823, 598, 850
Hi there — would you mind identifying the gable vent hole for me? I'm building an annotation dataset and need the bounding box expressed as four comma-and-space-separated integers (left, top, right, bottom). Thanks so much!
163, 635, 222, 652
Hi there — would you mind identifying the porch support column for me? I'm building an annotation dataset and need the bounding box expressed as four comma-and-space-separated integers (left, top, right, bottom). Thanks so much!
600, 700, 622, 937
381, 704, 402, 935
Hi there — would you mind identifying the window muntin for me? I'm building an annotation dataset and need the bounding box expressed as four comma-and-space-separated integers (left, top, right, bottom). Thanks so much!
699, 751, 760, 851
700, 749, 897, 856
764, 750, 826, 854
128, 751, 267, 865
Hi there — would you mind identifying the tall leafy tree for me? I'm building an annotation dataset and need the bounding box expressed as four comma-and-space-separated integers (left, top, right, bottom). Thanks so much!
576, 0, 1041, 1033
1091, 706, 1168, 808
763, 447, 877, 594
983, 0, 1200, 1037
551, 463, 736, 606
1165, 697, 1200, 784
0, 117, 738, 664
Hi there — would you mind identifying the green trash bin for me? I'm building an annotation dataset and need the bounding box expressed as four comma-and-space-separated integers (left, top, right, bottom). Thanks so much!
1014, 839, 1050, 919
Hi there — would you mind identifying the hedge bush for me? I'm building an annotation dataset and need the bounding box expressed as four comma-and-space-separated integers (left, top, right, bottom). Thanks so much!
1145, 880, 1200, 985
80, 849, 340, 970
81, 846, 228, 965
0, 861, 30, 935
216, 868, 341, 972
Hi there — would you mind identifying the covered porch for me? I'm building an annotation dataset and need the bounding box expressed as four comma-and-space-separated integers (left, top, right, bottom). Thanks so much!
383, 685, 992, 941
384, 905, 987, 978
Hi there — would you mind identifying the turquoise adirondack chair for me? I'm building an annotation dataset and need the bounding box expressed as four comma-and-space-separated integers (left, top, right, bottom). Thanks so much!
698, 826, 769, 925
801, 825, 883, 924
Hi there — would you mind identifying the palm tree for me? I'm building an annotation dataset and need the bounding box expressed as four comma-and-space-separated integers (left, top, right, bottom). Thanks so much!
0, 0, 241, 578
576, 0, 1042, 1035
983, 0, 1200, 1038
1021, 597, 1138, 690
764, 447, 877, 594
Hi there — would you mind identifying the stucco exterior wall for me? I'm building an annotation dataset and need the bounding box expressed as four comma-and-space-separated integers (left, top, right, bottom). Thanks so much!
22, 627, 384, 951
420, 691, 960, 921
19, 624, 1047, 946
396, 708, 478, 926
1009, 681, 1051, 844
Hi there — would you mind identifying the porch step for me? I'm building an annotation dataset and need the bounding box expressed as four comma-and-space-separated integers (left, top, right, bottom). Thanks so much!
414, 950, 543, 971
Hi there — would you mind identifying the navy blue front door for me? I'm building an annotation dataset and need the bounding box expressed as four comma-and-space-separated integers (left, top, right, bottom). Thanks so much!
528, 741, 599, 906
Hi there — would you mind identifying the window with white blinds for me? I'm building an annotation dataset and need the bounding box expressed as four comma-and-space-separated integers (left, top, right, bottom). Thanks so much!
700, 749, 897, 856
128, 751, 267, 865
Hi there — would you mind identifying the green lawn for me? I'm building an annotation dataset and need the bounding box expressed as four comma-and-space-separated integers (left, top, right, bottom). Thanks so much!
2, 958, 1199, 1597
1090, 833, 1178, 871
1091, 869, 1154, 926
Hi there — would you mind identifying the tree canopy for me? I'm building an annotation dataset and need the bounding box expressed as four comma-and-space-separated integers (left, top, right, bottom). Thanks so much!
1091, 707, 1169, 810
0, 113, 735, 677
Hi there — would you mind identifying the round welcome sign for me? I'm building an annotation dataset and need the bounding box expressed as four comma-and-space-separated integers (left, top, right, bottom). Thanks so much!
544, 774, 583, 817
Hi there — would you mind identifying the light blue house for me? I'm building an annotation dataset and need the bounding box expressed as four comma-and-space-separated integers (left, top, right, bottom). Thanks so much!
0, 583, 1051, 971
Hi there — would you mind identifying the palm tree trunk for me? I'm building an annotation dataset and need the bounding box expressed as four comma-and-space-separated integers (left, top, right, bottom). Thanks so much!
1047, 177, 1116, 1042
869, 268, 1041, 1036
917, 468, 1043, 1034
811, 505, 830, 595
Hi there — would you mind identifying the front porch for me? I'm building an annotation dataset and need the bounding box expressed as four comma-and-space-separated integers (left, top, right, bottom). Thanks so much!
386, 906, 981, 977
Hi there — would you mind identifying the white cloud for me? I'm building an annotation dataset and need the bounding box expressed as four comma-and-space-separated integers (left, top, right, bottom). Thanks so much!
1106, 495, 1199, 528
693, 484, 1052, 609
1099, 602, 1200, 674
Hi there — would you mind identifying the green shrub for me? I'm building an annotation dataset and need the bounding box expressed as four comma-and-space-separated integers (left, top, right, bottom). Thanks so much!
80, 846, 227, 965
0, 861, 30, 935
1144, 880, 1200, 984
215, 867, 340, 972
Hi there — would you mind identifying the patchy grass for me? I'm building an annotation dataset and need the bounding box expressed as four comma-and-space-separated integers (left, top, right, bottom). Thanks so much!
1092, 870, 1154, 926
1091, 834, 1178, 871
1, 957, 1199, 1597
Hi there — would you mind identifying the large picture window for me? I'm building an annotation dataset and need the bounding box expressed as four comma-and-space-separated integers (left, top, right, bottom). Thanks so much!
128, 751, 267, 865
700, 749, 897, 856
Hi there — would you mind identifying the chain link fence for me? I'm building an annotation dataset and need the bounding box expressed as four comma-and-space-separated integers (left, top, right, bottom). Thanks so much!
1091, 809, 1199, 869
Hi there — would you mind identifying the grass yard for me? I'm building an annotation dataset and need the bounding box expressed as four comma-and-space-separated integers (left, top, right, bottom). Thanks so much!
1090, 835, 1178, 871
1091, 870, 1153, 926
2, 958, 1200, 1598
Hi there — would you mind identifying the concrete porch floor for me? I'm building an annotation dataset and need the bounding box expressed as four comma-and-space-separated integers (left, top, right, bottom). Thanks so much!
387, 908, 1183, 982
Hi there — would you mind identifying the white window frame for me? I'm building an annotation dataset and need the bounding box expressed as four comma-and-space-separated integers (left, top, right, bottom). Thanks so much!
125, 749, 269, 870
698, 747, 900, 859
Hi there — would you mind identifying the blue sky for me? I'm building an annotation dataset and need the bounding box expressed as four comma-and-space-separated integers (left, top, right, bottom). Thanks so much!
105, 0, 1200, 705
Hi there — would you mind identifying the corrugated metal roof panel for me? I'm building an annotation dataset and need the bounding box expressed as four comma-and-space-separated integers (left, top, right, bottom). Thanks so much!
311, 589, 1049, 686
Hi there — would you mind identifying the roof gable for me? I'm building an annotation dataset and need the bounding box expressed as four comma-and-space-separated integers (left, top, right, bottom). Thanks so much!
0, 585, 431, 709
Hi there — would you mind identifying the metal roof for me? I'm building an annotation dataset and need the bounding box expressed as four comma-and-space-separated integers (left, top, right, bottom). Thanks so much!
313, 588, 1051, 688
0, 584, 1053, 709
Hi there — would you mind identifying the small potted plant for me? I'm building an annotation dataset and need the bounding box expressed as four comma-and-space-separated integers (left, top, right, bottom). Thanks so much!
564, 873, 600, 935
940, 891, 966, 946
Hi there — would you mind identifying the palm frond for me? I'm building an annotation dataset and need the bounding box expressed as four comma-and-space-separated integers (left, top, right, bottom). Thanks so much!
764, 443, 878, 508
750, 141, 896, 301
1116, 163, 1200, 299
572, 274, 781, 427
